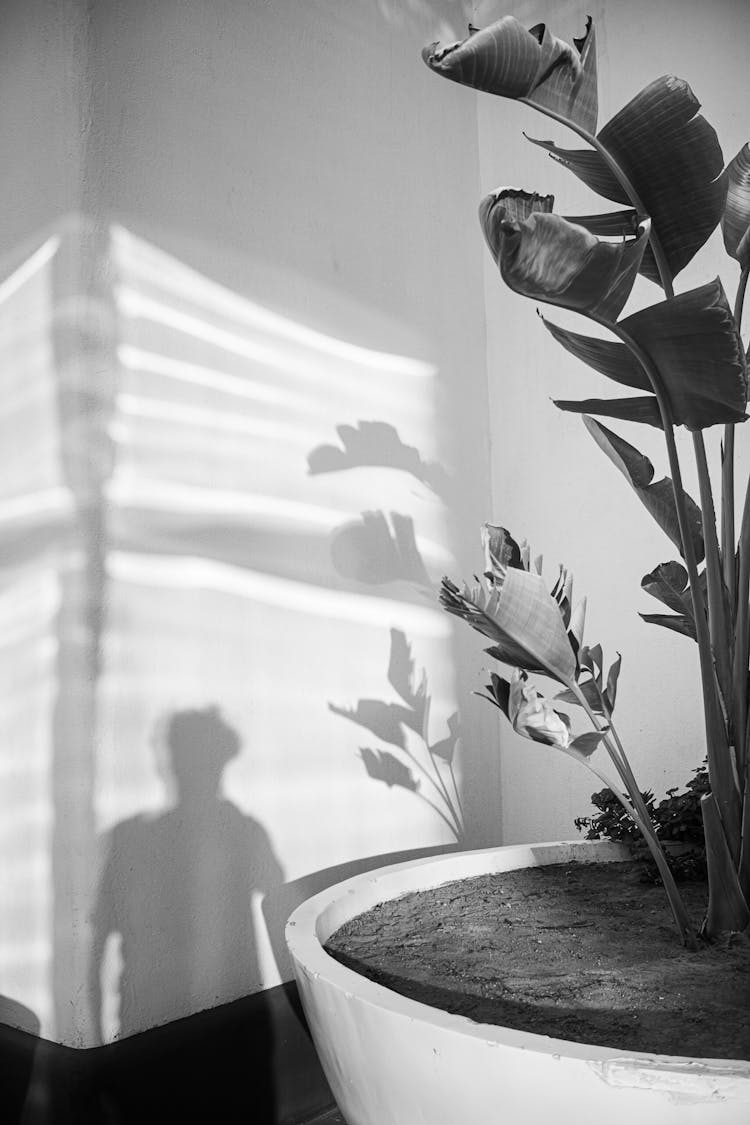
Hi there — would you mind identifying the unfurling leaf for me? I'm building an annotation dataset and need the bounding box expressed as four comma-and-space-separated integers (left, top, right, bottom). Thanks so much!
441, 566, 577, 684
359, 748, 419, 792
526, 75, 726, 285
480, 192, 649, 320
583, 417, 705, 562
605, 654, 622, 711
722, 143, 750, 268
422, 16, 598, 133
482, 523, 524, 574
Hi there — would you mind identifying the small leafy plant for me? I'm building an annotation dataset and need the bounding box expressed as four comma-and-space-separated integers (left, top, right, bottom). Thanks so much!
423, 13, 750, 943
575, 764, 709, 882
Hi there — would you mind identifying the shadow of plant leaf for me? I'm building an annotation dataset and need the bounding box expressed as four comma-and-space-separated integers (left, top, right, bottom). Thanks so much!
329, 699, 409, 748
308, 421, 450, 500
330, 510, 431, 587
430, 711, 461, 764
359, 747, 420, 791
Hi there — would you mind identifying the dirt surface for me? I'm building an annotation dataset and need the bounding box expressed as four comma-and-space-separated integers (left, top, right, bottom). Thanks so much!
325, 861, 750, 1060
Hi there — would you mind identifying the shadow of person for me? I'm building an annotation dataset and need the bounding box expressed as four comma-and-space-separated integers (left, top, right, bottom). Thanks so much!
89, 707, 283, 1123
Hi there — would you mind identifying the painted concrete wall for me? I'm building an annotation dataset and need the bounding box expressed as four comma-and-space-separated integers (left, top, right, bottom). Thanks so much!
476, 0, 750, 843
0, 0, 499, 1046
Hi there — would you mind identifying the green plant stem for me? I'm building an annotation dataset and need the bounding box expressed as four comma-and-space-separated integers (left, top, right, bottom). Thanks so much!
693, 431, 733, 717
568, 682, 698, 947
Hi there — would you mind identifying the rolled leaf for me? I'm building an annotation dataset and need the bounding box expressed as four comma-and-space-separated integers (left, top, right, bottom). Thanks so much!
480, 190, 553, 264
583, 416, 705, 562
422, 16, 598, 133
605, 654, 622, 711
482, 523, 524, 574
527, 76, 727, 285
481, 193, 649, 319
722, 143, 750, 268
511, 673, 572, 748
555, 396, 662, 427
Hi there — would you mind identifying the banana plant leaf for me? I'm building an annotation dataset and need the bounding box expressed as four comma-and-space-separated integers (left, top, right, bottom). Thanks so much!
543, 280, 748, 430
555, 396, 663, 427
583, 416, 705, 563
440, 570, 577, 684
526, 75, 726, 286
481, 192, 649, 319
422, 16, 598, 134
639, 612, 697, 639
641, 560, 693, 615
723, 143, 750, 268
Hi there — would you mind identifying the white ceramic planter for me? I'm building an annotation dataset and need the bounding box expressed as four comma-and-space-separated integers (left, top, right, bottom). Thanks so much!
286, 840, 750, 1125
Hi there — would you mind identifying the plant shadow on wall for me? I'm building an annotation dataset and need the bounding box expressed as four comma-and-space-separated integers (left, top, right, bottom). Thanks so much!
89, 707, 283, 1119
309, 422, 465, 843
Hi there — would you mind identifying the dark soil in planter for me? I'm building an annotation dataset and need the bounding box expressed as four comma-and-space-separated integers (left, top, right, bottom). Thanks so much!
325, 860, 750, 1060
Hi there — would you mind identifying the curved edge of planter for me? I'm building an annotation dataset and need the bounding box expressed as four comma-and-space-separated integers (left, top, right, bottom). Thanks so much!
286, 840, 750, 1125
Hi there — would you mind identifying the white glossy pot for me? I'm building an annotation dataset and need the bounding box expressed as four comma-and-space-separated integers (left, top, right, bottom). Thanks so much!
286, 840, 750, 1125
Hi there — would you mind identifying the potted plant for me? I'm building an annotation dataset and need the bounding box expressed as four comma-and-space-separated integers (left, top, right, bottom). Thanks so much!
286, 14, 750, 1122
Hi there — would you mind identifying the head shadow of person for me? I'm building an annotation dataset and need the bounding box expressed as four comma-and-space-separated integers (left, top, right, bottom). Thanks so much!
89, 706, 283, 1121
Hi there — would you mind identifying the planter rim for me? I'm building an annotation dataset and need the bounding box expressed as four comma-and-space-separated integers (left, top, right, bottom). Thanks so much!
286, 839, 750, 1084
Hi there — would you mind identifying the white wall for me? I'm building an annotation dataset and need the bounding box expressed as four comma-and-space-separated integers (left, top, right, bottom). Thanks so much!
475, 0, 750, 842
4, 0, 744, 1051
0, 0, 500, 1046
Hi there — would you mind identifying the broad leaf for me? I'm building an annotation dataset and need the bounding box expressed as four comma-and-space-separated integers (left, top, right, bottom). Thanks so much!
570, 731, 607, 756
480, 192, 649, 319
555, 679, 604, 713
583, 417, 705, 563
440, 570, 577, 683
544, 281, 748, 430
641, 561, 693, 615
542, 316, 651, 391
359, 748, 419, 792
527, 75, 726, 285
639, 612, 696, 639
422, 16, 598, 133
555, 396, 662, 427
620, 281, 747, 429
722, 143, 750, 268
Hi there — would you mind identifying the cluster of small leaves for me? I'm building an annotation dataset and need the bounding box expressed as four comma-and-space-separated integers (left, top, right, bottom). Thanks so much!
575, 764, 709, 880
